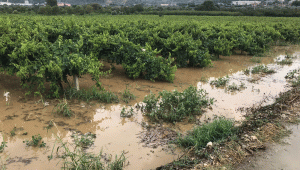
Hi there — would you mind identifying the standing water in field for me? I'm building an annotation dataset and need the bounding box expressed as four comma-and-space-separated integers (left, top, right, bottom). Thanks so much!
0, 47, 300, 169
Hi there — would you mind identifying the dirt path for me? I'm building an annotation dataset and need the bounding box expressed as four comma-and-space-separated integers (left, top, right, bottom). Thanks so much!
237, 124, 300, 170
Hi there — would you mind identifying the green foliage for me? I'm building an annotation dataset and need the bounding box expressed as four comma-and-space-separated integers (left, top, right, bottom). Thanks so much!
227, 83, 240, 91
176, 117, 238, 155
291, 76, 300, 87
143, 86, 213, 123
71, 133, 96, 148
277, 59, 293, 65
52, 99, 73, 117
251, 65, 275, 74
46, 0, 57, 7
285, 69, 298, 79
64, 87, 119, 103
159, 156, 199, 169
120, 107, 135, 118
0, 138, 7, 153
23, 134, 46, 147
121, 88, 136, 103
1, 15, 300, 98
10, 128, 16, 136
244, 69, 250, 75
195, 1, 219, 11
292, 0, 300, 6
210, 76, 229, 87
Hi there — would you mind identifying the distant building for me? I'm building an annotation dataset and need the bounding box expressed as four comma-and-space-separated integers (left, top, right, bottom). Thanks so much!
57, 3, 71, 6
0, 0, 12, 6
0, 0, 32, 6
231, 1, 261, 5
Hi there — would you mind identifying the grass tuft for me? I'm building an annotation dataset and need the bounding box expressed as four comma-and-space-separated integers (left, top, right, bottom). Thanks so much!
176, 117, 238, 155
64, 86, 119, 103
52, 98, 73, 117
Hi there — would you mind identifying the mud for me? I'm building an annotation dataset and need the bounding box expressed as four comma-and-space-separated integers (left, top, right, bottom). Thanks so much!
0, 45, 300, 169
237, 124, 300, 170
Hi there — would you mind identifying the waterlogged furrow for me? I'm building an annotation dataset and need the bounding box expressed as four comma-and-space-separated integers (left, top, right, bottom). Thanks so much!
0, 47, 300, 169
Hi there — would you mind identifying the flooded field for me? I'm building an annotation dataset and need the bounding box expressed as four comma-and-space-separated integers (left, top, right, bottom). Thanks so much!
1, 46, 300, 169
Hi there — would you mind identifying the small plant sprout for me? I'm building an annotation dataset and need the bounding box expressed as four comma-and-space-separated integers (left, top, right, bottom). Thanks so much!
3, 91, 10, 105
23, 134, 46, 147
35, 95, 49, 107
0, 137, 7, 153
120, 107, 135, 118
52, 98, 73, 117
10, 127, 16, 136
227, 83, 240, 91
121, 87, 136, 104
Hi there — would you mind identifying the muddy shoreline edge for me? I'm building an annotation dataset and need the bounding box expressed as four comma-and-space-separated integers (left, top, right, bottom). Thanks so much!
157, 81, 300, 170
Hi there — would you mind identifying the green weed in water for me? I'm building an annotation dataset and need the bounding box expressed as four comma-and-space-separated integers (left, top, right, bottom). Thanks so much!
121, 88, 136, 104
285, 69, 298, 79
176, 117, 238, 156
277, 59, 293, 65
64, 86, 119, 103
143, 86, 213, 123
210, 76, 229, 87
23, 134, 46, 147
251, 65, 275, 74
10, 128, 16, 136
0, 138, 7, 153
120, 107, 135, 118
71, 133, 96, 148
52, 99, 73, 117
49, 135, 126, 169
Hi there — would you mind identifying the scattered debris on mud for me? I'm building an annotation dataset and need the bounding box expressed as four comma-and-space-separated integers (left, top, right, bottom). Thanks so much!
137, 124, 178, 149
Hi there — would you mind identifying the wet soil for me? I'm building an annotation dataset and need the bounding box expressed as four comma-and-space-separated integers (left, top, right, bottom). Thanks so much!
237, 124, 300, 170
0, 45, 300, 169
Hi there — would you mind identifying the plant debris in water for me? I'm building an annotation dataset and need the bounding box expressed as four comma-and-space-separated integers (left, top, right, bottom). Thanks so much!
137, 124, 178, 149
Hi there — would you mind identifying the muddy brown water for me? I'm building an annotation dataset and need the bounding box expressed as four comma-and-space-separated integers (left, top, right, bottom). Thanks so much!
1, 46, 300, 169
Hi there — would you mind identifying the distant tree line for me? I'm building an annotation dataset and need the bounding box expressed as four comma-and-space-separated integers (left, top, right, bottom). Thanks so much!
1, 0, 300, 17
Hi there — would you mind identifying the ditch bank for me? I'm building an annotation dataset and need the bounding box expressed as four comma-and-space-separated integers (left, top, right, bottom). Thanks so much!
157, 71, 300, 170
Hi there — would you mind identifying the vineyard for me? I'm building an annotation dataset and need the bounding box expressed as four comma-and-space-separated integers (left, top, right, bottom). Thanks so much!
0, 15, 300, 98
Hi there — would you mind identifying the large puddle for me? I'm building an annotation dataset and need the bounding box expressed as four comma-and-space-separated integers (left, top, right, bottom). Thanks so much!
0, 46, 300, 169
